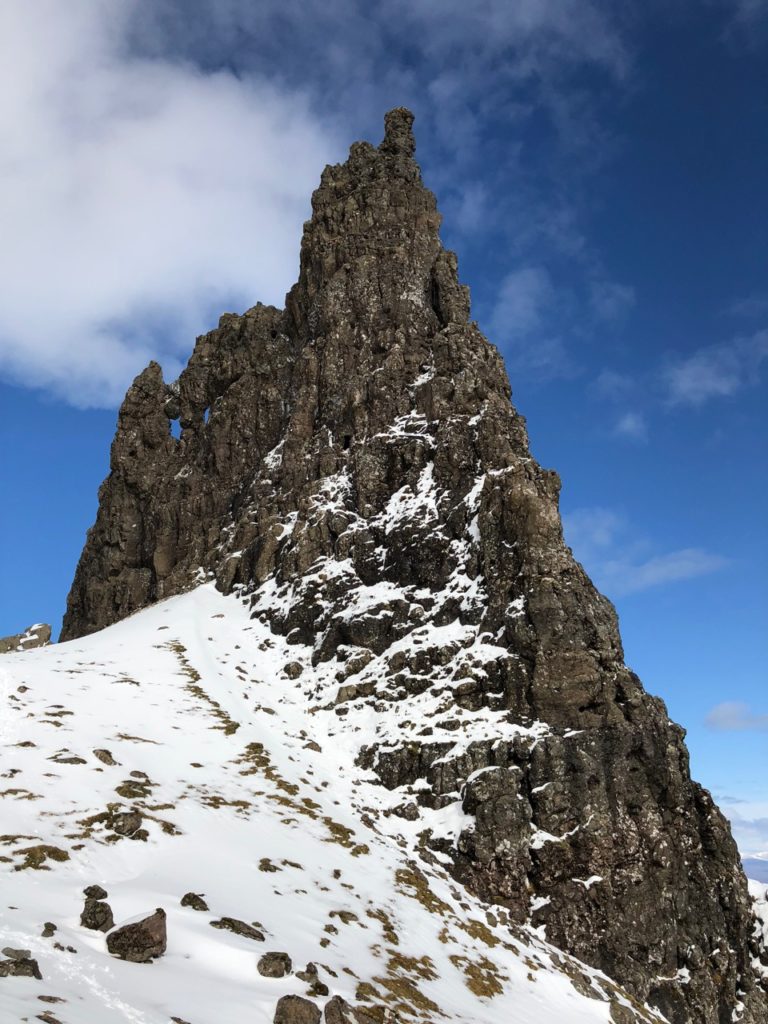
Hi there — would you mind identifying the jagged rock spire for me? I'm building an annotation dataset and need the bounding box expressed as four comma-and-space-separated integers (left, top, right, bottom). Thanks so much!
60, 110, 767, 1024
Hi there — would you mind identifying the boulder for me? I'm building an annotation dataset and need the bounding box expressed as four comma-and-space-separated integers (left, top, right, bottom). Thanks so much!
258, 951, 292, 977
0, 955, 42, 979
106, 908, 166, 962
80, 898, 114, 932
273, 995, 321, 1024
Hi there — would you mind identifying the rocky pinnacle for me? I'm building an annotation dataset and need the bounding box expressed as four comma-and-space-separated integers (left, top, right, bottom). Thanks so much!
61, 109, 767, 1023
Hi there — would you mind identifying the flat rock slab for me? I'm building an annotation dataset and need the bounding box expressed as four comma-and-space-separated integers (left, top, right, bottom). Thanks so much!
106, 908, 166, 963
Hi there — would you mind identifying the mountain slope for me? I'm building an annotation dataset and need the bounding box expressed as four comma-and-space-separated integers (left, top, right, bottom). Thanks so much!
53, 108, 766, 1022
1, 586, 663, 1024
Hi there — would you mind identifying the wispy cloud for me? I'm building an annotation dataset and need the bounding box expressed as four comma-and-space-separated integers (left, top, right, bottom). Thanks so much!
663, 329, 768, 406
563, 506, 728, 596
728, 292, 768, 319
706, 702, 768, 731
590, 280, 635, 322
614, 411, 647, 441
488, 266, 574, 378
602, 548, 728, 595
593, 369, 635, 400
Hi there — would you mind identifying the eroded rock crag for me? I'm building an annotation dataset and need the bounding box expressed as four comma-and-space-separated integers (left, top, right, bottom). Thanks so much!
61, 109, 767, 1023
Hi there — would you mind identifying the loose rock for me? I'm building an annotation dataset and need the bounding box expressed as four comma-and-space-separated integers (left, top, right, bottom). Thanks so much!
273, 995, 321, 1024
106, 908, 166, 962
80, 898, 114, 932
257, 951, 292, 978
180, 892, 209, 912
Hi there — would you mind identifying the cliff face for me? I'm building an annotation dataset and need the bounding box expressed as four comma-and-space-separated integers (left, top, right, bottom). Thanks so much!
61, 109, 766, 1023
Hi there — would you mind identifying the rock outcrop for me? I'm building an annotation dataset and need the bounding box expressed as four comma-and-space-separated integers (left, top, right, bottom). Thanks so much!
60, 109, 766, 1023
0, 622, 51, 653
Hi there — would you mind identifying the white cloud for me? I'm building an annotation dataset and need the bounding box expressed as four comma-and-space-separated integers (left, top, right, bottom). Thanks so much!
487, 266, 575, 377
491, 267, 554, 336
615, 411, 647, 441
706, 702, 768, 731
663, 329, 768, 406
593, 368, 634, 400
600, 548, 728, 595
590, 279, 635, 322
563, 506, 728, 597
0, 2, 340, 407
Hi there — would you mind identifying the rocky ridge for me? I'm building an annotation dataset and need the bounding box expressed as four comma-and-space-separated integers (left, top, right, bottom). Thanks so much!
59, 109, 766, 1022
0, 623, 51, 653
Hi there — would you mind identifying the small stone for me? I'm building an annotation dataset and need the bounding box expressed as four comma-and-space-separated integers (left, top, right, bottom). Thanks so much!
93, 748, 117, 765
258, 951, 292, 977
110, 810, 143, 836
83, 884, 108, 900
180, 892, 209, 912
2, 946, 31, 960
273, 995, 321, 1024
41, 922, 57, 938
80, 898, 114, 932
295, 962, 318, 982
209, 917, 264, 941
391, 801, 419, 821
284, 661, 303, 679
106, 908, 166, 963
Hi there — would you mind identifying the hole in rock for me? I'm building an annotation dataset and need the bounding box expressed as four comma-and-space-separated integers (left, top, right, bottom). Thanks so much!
203, 407, 210, 425
343, 435, 352, 450
170, 419, 182, 440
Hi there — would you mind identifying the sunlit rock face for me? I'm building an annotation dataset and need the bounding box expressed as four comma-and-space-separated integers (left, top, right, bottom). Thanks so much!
61, 108, 767, 1023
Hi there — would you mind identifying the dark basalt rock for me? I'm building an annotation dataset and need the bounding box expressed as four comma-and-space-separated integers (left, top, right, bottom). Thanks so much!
180, 891, 209, 912
0, 623, 51, 653
273, 995, 321, 1024
83, 884, 108, 900
106, 908, 166, 962
80, 897, 114, 933
61, 109, 767, 1023
257, 951, 292, 977
324, 996, 380, 1024
0, 954, 42, 979
209, 917, 264, 941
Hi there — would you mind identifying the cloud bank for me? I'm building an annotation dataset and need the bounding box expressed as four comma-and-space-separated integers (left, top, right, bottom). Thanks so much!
0, 2, 340, 406
0, 0, 630, 407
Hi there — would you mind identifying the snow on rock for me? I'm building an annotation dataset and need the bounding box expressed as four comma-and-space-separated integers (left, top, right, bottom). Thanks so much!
0, 586, 664, 1023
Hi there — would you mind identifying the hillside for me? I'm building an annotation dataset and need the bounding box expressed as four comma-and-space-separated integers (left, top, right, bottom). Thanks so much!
1, 586, 666, 1023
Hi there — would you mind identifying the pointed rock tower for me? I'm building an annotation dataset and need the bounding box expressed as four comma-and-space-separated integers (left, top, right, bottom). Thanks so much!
62, 109, 766, 1023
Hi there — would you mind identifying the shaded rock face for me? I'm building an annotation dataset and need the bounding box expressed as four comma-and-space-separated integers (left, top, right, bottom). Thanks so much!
106, 908, 166, 962
0, 623, 51, 653
61, 109, 766, 1023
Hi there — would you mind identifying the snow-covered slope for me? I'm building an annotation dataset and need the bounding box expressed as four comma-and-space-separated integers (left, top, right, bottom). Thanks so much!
0, 586, 663, 1023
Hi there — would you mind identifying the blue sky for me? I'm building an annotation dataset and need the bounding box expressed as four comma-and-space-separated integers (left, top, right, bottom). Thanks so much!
0, 1, 766, 856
